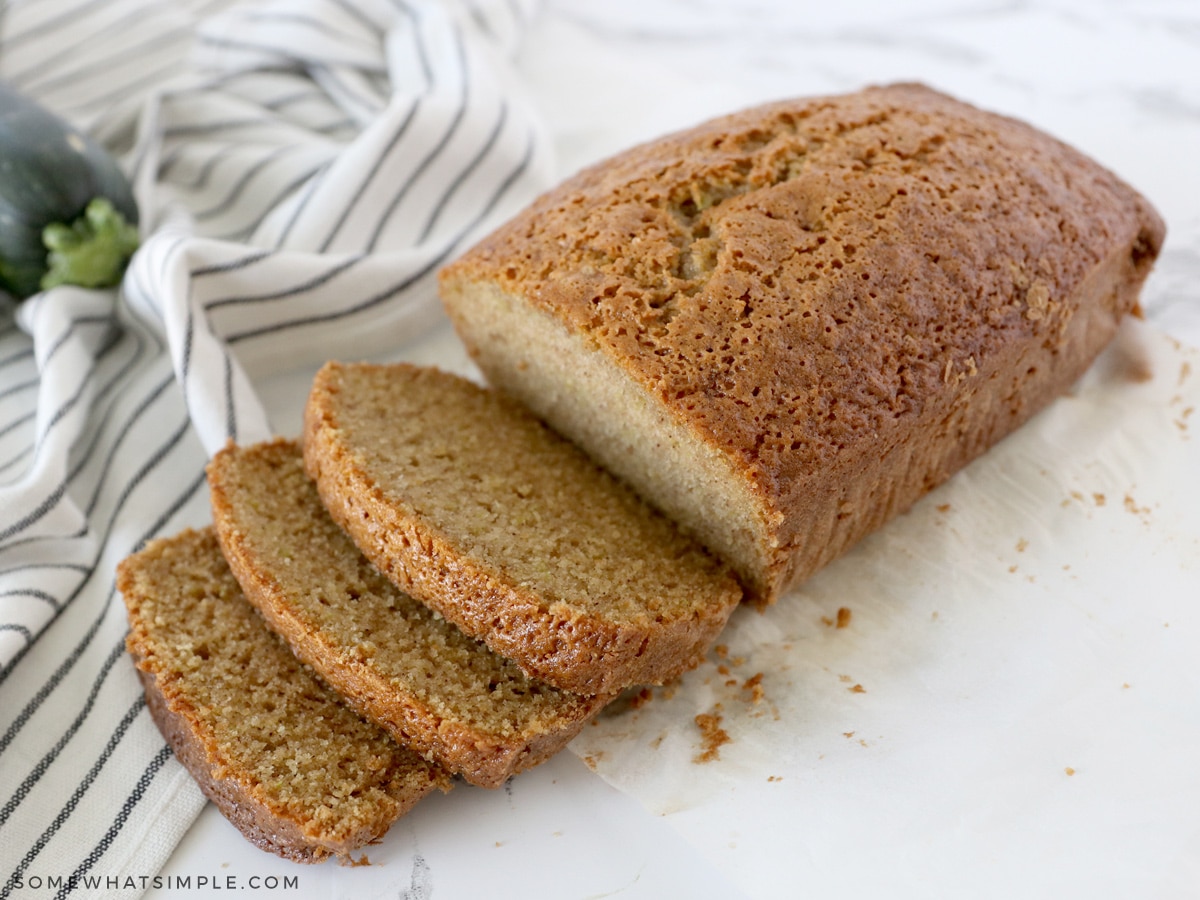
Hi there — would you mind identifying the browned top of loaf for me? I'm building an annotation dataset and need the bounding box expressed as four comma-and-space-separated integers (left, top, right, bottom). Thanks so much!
440, 82, 1165, 515
118, 528, 443, 860
207, 439, 607, 787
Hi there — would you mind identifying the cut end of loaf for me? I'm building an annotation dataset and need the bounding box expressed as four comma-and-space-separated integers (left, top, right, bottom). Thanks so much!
438, 274, 781, 603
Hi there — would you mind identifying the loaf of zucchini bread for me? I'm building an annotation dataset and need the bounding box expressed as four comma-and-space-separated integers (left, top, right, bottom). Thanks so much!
439, 83, 1164, 603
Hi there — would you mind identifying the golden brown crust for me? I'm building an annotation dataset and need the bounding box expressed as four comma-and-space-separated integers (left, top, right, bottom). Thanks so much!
133, 665, 329, 863
119, 529, 444, 862
302, 363, 742, 696
439, 83, 1165, 602
207, 439, 609, 788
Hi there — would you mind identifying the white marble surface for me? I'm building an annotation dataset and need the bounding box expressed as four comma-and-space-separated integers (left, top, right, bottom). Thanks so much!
151, 1, 1200, 898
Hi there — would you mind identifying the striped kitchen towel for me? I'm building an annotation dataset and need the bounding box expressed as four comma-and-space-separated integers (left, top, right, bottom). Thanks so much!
0, 0, 551, 896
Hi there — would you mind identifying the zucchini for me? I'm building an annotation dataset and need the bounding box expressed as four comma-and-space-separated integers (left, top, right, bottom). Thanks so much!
0, 83, 139, 300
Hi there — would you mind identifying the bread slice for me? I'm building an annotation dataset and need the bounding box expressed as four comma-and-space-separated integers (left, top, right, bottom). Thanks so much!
119, 528, 447, 862
207, 438, 609, 788
438, 82, 1165, 604
302, 362, 743, 696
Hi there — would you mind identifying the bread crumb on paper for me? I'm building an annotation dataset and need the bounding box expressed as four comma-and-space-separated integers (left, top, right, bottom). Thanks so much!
1124, 493, 1152, 523
1065, 489, 1110, 513
742, 673, 766, 705
1174, 405, 1193, 435
693, 709, 731, 763
820, 606, 853, 628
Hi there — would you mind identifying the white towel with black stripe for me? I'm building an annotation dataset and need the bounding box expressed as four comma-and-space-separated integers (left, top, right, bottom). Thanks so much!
0, 1, 550, 896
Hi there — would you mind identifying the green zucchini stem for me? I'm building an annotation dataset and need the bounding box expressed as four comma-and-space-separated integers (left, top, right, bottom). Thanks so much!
40, 197, 140, 292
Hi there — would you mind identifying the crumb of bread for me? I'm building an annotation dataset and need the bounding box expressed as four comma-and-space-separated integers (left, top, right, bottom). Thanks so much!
742, 673, 765, 705
1124, 493, 1151, 520
823, 607, 852, 628
693, 711, 731, 763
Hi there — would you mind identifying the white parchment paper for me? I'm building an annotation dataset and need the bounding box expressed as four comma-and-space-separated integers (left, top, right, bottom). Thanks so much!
571, 317, 1200, 899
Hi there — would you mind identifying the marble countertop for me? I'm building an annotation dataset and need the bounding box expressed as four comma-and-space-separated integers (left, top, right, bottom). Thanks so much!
147, 1, 1200, 898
